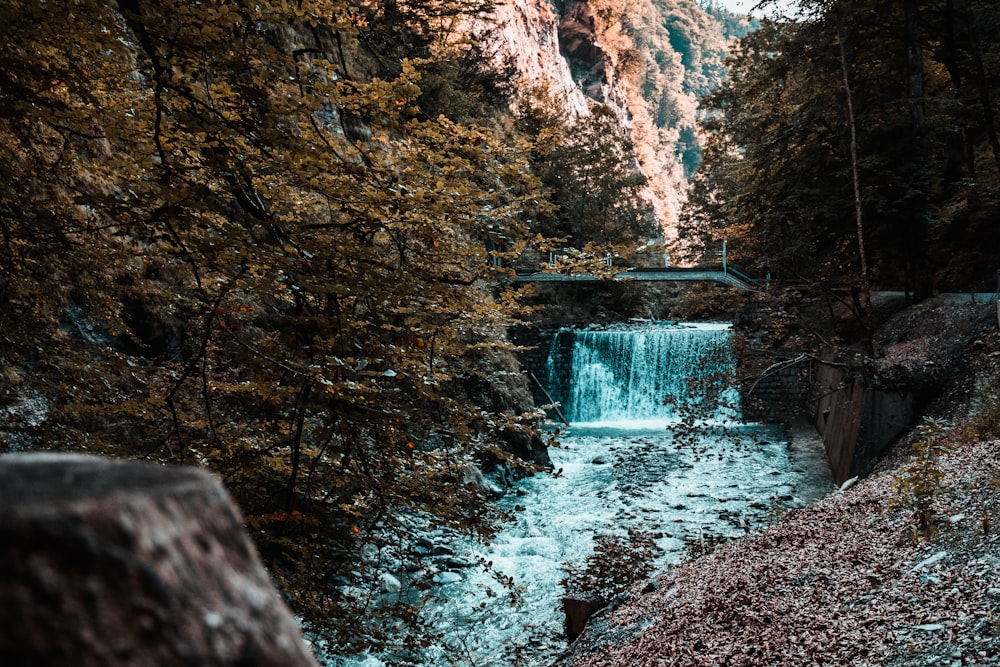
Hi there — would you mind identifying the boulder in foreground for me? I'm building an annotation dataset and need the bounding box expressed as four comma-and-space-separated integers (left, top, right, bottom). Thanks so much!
0, 452, 318, 666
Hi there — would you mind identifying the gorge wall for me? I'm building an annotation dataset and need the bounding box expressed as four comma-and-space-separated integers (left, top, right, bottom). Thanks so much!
487, 0, 743, 232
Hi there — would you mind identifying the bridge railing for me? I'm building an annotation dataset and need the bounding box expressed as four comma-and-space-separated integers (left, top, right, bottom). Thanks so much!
724, 266, 761, 287
504, 243, 763, 289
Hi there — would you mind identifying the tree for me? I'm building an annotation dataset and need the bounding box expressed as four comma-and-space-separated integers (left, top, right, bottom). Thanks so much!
688, 0, 1000, 302
530, 105, 657, 248
1, 0, 551, 655
685, 19, 856, 281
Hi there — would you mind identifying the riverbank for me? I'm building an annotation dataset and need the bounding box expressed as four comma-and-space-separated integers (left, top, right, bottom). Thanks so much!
554, 299, 1000, 666
555, 432, 1000, 666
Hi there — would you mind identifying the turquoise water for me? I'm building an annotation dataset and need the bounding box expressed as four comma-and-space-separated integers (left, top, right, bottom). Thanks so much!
328, 323, 829, 666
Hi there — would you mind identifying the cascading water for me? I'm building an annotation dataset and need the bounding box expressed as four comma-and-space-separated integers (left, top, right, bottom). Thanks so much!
331, 322, 832, 667
547, 323, 739, 426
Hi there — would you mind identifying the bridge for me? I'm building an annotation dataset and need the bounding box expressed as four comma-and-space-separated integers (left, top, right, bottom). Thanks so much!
513, 266, 761, 290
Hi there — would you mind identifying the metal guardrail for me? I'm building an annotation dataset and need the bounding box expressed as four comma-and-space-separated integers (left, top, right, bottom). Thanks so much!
724, 266, 760, 287
513, 265, 760, 290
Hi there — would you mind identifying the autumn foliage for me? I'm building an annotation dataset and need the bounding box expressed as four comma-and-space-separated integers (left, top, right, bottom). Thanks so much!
0, 0, 555, 653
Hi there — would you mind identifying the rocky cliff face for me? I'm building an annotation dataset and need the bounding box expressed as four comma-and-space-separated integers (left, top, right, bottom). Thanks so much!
488, 0, 736, 237
556, 1, 631, 116
491, 0, 580, 113
489, 0, 634, 124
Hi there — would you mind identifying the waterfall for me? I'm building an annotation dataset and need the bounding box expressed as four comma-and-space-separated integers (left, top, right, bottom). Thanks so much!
334, 322, 833, 667
546, 322, 739, 426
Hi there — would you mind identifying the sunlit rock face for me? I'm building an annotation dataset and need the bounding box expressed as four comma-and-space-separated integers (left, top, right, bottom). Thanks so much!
485, 0, 737, 238
489, 0, 633, 119
490, 0, 591, 118
557, 1, 625, 113
485, 0, 675, 235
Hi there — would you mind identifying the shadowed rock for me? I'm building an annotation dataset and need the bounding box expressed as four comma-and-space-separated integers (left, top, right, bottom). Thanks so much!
563, 594, 607, 644
0, 452, 318, 666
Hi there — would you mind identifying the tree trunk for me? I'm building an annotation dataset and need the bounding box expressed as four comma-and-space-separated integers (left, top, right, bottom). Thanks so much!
941, 0, 976, 180
902, 0, 933, 300
836, 21, 874, 355
963, 0, 1000, 175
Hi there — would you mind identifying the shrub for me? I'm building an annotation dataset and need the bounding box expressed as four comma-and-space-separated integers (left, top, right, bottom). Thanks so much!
561, 528, 663, 601
891, 417, 950, 539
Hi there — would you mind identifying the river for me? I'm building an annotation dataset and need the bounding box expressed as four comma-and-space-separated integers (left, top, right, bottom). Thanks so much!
329, 322, 832, 667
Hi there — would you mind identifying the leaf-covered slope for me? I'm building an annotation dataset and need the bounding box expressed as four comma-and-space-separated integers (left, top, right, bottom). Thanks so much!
559, 433, 1000, 666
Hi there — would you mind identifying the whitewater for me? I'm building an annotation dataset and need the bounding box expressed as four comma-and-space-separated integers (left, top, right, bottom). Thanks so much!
329, 322, 832, 666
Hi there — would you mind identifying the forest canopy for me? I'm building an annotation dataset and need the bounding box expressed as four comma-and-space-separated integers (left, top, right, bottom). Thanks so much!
680, 0, 1000, 301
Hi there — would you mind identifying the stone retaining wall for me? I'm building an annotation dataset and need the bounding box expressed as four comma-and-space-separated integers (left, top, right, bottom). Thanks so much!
808, 360, 914, 484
